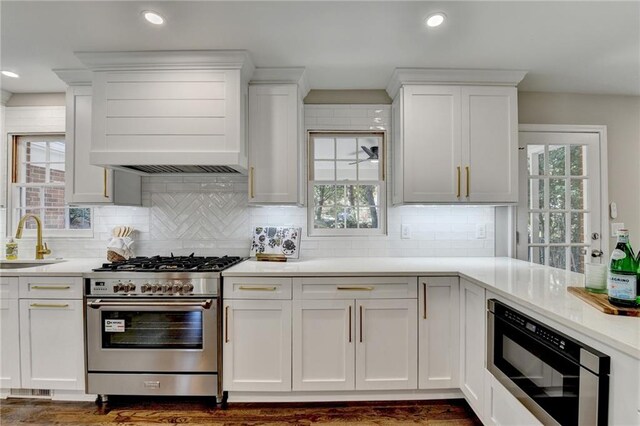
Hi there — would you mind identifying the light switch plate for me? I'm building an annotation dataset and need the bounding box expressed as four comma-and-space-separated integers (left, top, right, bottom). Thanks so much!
401, 224, 411, 239
611, 223, 625, 238
476, 224, 486, 239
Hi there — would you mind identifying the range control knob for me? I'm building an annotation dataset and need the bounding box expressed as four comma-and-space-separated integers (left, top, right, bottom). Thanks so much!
151, 284, 161, 293
141, 284, 151, 293
124, 282, 136, 293
182, 283, 194, 293
113, 282, 124, 293
172, 284, 183, 294
162, 284, 171, 293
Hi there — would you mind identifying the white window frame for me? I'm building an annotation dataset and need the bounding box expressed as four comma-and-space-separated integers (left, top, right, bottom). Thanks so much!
7, 133, 93, 238
307, 131, 387, 237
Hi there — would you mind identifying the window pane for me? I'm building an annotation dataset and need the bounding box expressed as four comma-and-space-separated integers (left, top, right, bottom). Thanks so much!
549, 179, 566, 209
357, 185, 379, 207
22, 187, 42, 210
527, 145, 545, 175
25, 141, 47, 163
570, 145, 586, 176
337, 207, 357, 229
549, 246, 567, 270
549, 212, 566, 243
69, 207, 92, 230
314, 138, 335, 159
44, 208, 66, 229
529, 246, 545, 265
548, 145, 566, 176
358, 159, 379, 180
314, 185, 335, 207
49, 163, 66, 182
25, 163, 47, 183
314, 161, 334, 181
336, 138, 357, 160
314, 207, 337, 229
570, 179, 586, 210
44, 187, 65, 208
571, 212, 586, 243
335, 185, 351, 207
570, 247, 585, 273
528, 179, 544, 209
529, 213, 545, 244
336, 161, 356, 180
358, 207, 379, 229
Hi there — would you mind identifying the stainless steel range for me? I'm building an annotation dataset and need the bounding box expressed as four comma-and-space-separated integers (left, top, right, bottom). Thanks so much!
84, 255, 244, 405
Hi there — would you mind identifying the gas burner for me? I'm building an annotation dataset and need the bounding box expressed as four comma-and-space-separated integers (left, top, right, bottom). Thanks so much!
93, 255, 245, 272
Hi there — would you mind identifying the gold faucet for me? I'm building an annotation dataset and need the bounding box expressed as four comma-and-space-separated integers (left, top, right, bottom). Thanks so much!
15, 214, 51, 260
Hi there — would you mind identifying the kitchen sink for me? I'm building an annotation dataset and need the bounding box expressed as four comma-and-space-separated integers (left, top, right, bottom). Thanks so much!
0, 259, 66, 269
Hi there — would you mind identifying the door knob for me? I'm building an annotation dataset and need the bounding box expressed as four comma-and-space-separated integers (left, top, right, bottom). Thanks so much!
591, 249, 603, 258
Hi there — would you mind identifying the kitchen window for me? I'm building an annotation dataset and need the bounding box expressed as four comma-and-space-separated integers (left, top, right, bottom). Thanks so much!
308, 132, 386, 236
8, 135, 92, 237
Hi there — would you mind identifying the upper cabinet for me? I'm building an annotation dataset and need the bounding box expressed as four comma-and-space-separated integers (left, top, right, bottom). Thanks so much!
74, 51, 254, 174
387, 69, 525, 205
54, 70, 141, 206
248, 68, 308, 204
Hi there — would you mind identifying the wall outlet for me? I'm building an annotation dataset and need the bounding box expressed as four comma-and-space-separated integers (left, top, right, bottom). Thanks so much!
476, 223, 486, 239
401, 224, 411, 239
611, 222, 625, 238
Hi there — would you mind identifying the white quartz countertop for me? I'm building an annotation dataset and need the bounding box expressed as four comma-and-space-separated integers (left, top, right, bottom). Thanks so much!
223, 257, 640, 359
0, 258, 104, 276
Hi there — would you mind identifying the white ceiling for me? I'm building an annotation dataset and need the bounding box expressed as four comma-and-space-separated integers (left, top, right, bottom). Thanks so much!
1, 1, 639, 95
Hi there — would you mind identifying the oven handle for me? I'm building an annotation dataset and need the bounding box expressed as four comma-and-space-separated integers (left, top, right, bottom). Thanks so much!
87, 299, 213, 309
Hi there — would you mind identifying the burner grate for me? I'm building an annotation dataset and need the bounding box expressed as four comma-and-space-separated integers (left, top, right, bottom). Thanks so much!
93, 254, 245, 272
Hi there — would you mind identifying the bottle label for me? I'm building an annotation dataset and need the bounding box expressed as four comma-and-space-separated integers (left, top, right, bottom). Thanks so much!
611, 249, 627, 260
608, 272, 638, 300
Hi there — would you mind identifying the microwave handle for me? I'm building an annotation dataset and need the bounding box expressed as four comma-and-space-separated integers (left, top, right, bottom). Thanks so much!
87, 299, 213, 309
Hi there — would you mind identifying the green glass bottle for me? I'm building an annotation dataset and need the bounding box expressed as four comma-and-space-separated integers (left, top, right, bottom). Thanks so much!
607, 229, 639, 307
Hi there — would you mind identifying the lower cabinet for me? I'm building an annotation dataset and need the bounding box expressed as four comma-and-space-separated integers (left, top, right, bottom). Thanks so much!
460, 279, 487, 419
19, 299, 85, 390
484, 370, 542, 426
418, 277, 459, 389
223, 299, 292, 391
0, 279, 21, 389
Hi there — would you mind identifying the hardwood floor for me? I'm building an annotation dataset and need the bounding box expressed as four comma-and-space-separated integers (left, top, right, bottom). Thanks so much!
1, 397, 481, 425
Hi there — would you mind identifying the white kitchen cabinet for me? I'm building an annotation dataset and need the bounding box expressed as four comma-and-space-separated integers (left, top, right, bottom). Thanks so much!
355, 299, 418, 390
484, 370, 542, 426
19, 299, 84, 390
418, 277, 459, 389
54, 72, 141, 205
460, 279, 486, 420
1, 277, 21, 390
292, 299, 355, 391
223, 299, 291, 391
387, 69, 524, 204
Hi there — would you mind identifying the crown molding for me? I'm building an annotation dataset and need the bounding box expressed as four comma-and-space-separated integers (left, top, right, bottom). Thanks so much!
75, 50, 253, 71
250, 67, 310, 97
1, 90, 13, 106
53, 68, 92, 86
386, 68, 528, 99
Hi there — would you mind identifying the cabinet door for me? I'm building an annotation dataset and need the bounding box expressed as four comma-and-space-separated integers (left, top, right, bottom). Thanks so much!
223, 299, 291, 391
460, 280, 486, 419
1, 298, 21, 389
402, 85, 462, 203
418, 277, 459, 389
19, 299, 84, 390
248, 84, 300, 204
292, 299, 355, 391
355, 299, 417, 390
462, 86, 518, 203
484, 370, 542, 426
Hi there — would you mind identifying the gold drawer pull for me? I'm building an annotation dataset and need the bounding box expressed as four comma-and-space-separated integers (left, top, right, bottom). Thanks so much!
30, 303, 69, 308
337, 286, 374, 291
238, 286, 277, 291
249, 167, 255, 199
225, 306, 230, 343
31, 285, 71, 290
103, 168, 109, 198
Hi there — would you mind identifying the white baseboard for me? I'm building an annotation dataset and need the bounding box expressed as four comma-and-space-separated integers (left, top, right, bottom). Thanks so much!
227, 389, 463, 403
52, 390, 97, 401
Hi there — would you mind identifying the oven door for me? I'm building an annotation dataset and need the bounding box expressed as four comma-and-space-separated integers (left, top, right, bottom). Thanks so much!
86, 298, 217, 373
488, 312, 582, 426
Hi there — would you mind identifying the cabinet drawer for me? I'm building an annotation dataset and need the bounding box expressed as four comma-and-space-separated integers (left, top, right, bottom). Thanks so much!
224, 277, 292, 300
0, 277, 19, 300
19, 276, 83, 299
294, 277, 418, 299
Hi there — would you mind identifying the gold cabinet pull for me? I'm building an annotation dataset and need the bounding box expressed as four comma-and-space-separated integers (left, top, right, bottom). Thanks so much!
31, 285, 71, 290
465, 166, 470, 197
238, 286, 277, 291
30, 303, 69, 308
456, 166, 461, 198
359, 305, 363, 343
348, 305, 352, 343
423, 282, 427, 320
225, 305, 230, 343
249, 167, 255, 198
103, 168, 109, 198
337, 286, 374, 291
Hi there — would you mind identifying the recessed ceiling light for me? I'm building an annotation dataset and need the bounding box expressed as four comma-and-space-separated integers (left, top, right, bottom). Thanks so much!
142, 10, 164, 25
425, 13, 446, 28
1, 70, 19, 78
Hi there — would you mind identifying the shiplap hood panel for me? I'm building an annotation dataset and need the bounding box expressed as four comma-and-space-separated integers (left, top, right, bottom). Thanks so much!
75, 51, 254, 174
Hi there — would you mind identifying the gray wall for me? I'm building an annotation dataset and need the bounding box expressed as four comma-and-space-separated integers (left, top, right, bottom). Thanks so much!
6, 93, 65, 107
519, 91, 640, 251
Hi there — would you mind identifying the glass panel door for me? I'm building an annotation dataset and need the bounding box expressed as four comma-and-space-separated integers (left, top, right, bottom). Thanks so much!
518, 131, 602, 273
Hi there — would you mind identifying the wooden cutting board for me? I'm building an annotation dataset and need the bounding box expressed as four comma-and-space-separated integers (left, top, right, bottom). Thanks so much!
568, 287, 640, 317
